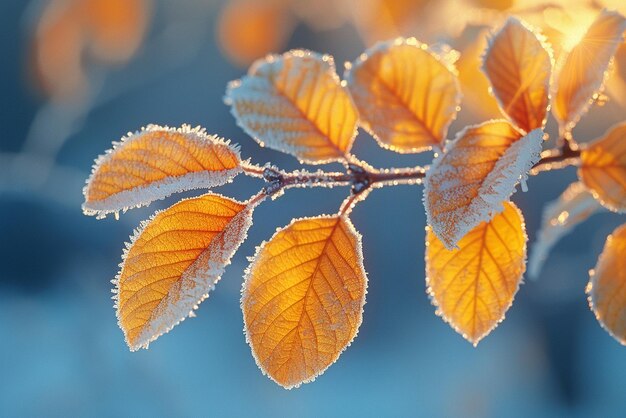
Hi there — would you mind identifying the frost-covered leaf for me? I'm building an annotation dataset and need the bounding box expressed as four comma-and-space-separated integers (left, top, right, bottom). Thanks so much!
552, 10, 626, 131
587, 223, 626, 344
483, 17, 552, 133
426, 201, 527, 345
345, 38, 461, 153
242, 215, 367, 389
529, 182, 604, 278
83, 124, 241, 218
424, 121, 543, 249
225, 50, 358, 164
116, 192, 261, 351
578, 122, 626, 212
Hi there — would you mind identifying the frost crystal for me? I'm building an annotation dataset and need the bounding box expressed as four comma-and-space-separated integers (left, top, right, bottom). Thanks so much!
115, 193, 263, 351
83, 124, 242, 217
225, 50, 358, 164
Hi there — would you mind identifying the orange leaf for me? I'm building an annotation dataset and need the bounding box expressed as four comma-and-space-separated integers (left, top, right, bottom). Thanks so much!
483, 17, 552, 133
551, 10, 626, 131
587, 223, 626, 345
424, 121, 542, 249
116, 192, 261, 350
426, 201, 527, 345
529, 182, 604, 278
345, 38, 461, 153
83, 125, 241, 217
242, 215, 367, 388
225, 50, 359, 164
578, 122, 626, 212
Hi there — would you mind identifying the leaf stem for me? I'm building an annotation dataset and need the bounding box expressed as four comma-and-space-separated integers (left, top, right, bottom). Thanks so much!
245, 142, 582, 202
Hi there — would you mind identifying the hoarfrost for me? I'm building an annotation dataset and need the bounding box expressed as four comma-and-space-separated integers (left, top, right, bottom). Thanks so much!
83, 124, 242, 217
225, 50, 358, 165
424, 124, 543, 249
115, 192, 264, 351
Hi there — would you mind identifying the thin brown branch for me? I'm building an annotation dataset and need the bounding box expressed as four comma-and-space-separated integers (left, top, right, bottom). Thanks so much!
247, 143, 582, 200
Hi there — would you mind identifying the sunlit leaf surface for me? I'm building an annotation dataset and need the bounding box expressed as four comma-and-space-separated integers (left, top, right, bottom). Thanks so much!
483, 17, 552, 133
529, 182, 604, 278
83, 125, 241, 217
226, 50, 358, 164
424, 121, 542, 248
116, 193, 259, 351
552, 10, 626, 131
426, 201, 527, 345
242, 215, 367, 388
346, 38, 461, 152
579, 122, 626, 212
587, 223, 626, 344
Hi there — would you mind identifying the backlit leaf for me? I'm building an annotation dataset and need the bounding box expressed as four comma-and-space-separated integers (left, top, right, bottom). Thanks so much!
552, 10, 626, 131
578, 122, 626, 212
83, 124, 241, 217
345, 38, 461, 152
424, 121, 542, 249
483, 17, 552, 133
225, 50, 359, 164
242, 215, 367, 388
587, 223, 626, 344
529, 182, 604, 278
426, 201, 527, 345
116, 192, 261, 351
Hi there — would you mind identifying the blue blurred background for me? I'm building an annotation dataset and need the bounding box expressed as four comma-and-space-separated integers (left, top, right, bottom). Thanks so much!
2, 0, 626, 416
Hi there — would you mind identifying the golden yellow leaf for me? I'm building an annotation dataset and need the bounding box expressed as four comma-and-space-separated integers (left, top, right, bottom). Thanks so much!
116, 192, 260, 351
225, 50, 359, 164
578, 122, 626, 212
424, 121, 542, 249
552, 10, 626, 131
587, 223, 626, 344
426, 201, 527, 345
217, 0, 293, 66
242, 215, 367, 388
345, 38, 461, 152
483, 17, 552, 133
83, 125, 241, 217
